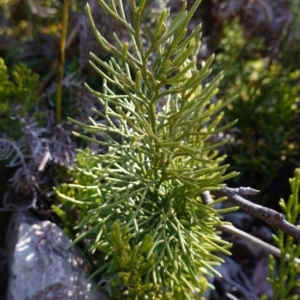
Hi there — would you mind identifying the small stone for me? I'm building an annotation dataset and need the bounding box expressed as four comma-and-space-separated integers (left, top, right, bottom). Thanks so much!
6, 211, 110, 300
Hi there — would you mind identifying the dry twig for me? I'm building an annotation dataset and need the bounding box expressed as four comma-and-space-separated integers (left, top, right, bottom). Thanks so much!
211, 187, 300, 241
201, 189, 300, 263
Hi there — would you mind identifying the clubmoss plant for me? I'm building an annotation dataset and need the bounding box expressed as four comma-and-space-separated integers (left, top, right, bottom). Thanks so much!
266, 169, 300, 300
0, 58, 41, 138
55, 0, 238, 298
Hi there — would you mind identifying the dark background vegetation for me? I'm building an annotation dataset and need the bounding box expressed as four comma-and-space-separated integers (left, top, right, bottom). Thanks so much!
0, 0, 300, 298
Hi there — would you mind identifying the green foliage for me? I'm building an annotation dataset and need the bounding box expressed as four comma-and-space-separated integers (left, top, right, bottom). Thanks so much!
0, 58, 41, 138
0, 58, 40, 114
98, 220, 160, 299
52, 148, 98, 239
214, 21, 300, 191
56, 0, 238, 298
267, 168, 300, 299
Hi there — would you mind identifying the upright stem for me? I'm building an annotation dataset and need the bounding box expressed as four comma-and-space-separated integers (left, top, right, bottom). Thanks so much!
56, 0, 69, 123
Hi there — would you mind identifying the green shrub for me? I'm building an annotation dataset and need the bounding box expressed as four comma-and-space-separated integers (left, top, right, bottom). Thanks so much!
214, 21, 300, 192
55, 0, 238, 298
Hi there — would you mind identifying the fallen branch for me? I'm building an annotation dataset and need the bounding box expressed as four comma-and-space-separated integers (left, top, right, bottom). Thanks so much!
201, 190, 300, 263
207, 187, 300, 241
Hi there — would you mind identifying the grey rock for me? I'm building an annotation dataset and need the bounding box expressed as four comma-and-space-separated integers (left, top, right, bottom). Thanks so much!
6, 211, 110, 300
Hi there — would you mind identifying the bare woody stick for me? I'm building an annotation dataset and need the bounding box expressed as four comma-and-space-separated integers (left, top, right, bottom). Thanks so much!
205, 188, 300, 241
201, 190, 300, 263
